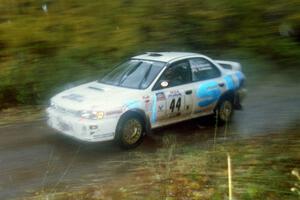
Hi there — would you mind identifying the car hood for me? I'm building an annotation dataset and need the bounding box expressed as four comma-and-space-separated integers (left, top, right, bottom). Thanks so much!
51, 81, 143, 111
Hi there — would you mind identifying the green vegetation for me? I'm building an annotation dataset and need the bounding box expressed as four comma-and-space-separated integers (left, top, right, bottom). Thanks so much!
1, 0, 300, 108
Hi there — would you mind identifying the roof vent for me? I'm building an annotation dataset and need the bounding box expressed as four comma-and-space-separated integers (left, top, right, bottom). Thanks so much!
148, 53, 162, 57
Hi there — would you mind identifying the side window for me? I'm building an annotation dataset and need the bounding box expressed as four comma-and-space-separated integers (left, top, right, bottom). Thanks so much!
153, 60, 192, 90
189, 58, 221, 82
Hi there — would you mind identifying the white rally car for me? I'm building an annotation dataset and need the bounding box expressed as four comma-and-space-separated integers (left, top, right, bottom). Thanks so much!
47, 52, 246, 148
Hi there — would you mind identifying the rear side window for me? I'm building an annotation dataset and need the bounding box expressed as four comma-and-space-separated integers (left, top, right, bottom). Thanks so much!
189, 58, 221, 81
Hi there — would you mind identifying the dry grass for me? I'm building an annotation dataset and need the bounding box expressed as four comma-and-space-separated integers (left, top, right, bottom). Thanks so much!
0, 106, 44, 126
25, 130, 300, 200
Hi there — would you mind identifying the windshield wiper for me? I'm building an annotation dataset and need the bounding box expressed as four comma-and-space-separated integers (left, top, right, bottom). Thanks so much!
138, 64, 152, 89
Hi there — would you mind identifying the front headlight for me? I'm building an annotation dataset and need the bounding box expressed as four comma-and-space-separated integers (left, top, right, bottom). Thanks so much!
80, 111, 104, 120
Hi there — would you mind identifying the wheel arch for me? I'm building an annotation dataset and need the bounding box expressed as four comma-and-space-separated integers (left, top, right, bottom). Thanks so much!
116, 109, 151, 136
215, 90, 235, 111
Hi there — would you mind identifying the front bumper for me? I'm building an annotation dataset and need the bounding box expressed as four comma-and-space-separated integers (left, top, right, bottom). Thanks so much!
46, 107, 117, 142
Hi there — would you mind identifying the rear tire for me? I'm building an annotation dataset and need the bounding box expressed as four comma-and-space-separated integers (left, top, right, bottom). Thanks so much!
215, 97, 234, 125
116, 115, 144, 149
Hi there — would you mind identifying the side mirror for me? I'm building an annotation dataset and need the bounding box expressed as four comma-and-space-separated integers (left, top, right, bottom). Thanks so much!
160, 81, 169, 88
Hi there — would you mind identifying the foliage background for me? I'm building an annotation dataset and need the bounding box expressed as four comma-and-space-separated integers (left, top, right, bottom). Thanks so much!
0, 0, 300, 108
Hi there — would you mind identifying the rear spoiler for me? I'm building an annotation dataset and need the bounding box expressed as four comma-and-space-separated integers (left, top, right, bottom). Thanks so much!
215, 60, 242, 71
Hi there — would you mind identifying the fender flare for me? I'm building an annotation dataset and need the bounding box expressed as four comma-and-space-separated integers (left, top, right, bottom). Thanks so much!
116, 109, 151, 136
215, 90, 236, 111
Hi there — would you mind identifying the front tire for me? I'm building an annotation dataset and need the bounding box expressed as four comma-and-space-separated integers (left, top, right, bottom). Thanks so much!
116, 115, 144, 149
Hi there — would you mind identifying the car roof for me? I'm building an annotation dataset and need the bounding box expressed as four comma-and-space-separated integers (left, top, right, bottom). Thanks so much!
132, 52, 203, 63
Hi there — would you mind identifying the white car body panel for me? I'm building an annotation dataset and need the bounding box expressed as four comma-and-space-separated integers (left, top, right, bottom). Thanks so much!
47, 52, 246, 143
215, 60, 242, 71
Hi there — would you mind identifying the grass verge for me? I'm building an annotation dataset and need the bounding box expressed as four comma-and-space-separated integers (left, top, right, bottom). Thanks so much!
26, 129, 300, 200
0, 106, 44, 126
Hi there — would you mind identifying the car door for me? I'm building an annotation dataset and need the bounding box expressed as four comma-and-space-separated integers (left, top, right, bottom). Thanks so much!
189, 57, 224, 115
151, 60, 194, 125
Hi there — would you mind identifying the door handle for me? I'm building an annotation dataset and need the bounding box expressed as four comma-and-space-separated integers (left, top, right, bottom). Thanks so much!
218, 82, 225, 87
185, 90, 192, 95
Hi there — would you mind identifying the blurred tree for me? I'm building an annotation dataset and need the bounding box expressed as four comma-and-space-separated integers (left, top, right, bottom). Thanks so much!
0, 0, 299, 108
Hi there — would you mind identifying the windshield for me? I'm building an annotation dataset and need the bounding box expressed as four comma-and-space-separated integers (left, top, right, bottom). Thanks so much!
99, 59, 166, 89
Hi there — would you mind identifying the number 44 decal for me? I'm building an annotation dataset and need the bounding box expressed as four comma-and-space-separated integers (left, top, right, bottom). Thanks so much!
170, 97, 181, 112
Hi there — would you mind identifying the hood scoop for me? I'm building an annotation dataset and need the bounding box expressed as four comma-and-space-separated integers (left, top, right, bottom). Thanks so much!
88, 86, 105, 92
61, 93, 84, 102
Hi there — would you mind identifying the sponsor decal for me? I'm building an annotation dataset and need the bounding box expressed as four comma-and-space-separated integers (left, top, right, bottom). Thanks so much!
158, 104, 164, 112
168, 90, 182, 98
192, 66, 212, 72
62, 93, 84, 102
151, 95, 157, 123
125, 100, 142, 110
156, 92, 166, 101
144, 97, 152, 112
224, 75, 236, 90
143, 95, 150, 103
196, 81, 221, 107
